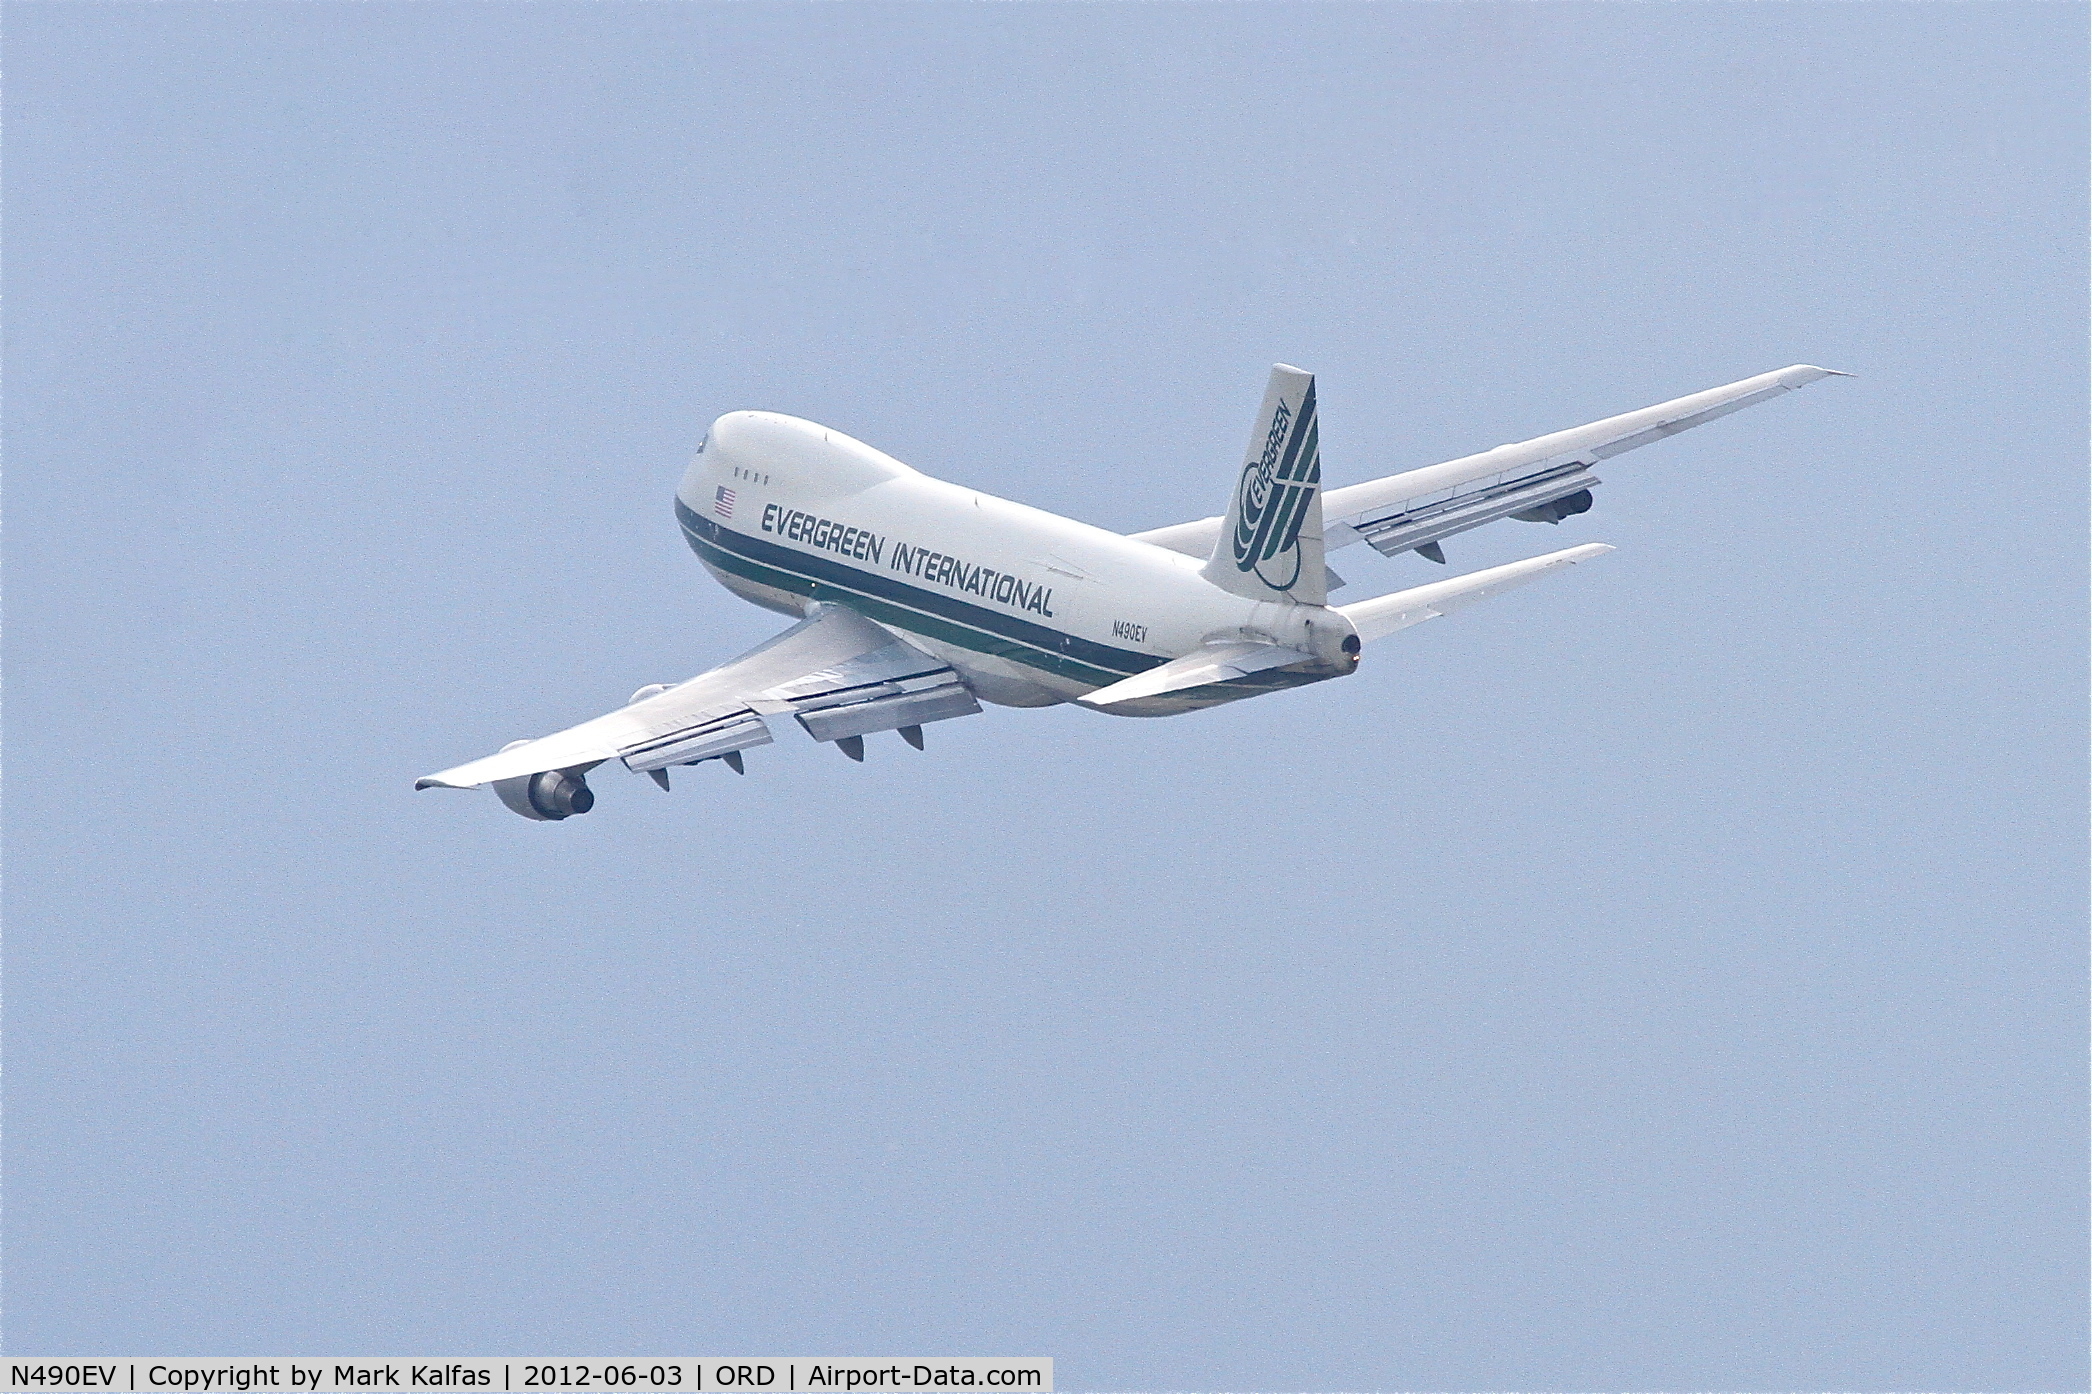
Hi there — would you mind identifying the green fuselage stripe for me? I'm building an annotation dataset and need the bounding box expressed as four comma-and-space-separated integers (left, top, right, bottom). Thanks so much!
677, 498, 1161, 687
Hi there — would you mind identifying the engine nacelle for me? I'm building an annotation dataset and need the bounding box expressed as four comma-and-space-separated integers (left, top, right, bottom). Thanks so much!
492, 768, 596, 821
1511, 488, 1594, 524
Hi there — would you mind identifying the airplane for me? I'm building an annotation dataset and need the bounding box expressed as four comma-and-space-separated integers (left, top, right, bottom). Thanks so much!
417, 362, 1847, 820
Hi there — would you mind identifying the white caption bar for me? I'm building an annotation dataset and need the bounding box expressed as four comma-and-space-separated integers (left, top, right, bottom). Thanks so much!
5, 1363, 1050, 1394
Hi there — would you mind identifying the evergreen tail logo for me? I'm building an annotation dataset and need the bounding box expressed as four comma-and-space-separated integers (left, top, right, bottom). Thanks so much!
1229, 379, 1320, 592
1200, 364, 1327, 606
1204, 357, 1330, 602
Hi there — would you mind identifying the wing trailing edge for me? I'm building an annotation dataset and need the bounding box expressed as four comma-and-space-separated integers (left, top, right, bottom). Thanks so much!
415, 605, 981, 792
1131, 364, 1847, 561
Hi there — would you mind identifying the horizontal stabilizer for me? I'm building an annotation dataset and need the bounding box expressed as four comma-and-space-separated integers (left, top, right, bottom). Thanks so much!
1078, 640, 1317, 712
1338, 543, 1614, 643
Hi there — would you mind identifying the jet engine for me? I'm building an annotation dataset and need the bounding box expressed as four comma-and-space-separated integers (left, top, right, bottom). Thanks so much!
492, 767, 596, 821
1510, 488, 1594, 524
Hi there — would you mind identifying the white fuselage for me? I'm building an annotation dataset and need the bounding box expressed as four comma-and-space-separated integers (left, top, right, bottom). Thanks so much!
677, 412, 1354, 711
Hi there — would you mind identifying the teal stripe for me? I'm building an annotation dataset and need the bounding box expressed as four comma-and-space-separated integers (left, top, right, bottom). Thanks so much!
679, 498, 1160, 675
681, 516, 1139, 687
1278, 382, 1318, 482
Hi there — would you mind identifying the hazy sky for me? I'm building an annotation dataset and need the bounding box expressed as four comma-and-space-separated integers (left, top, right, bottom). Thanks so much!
7, 3, 2085, 1386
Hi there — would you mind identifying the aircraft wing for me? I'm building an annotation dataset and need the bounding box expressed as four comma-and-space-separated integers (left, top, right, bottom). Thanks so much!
1132, 364, 1846, 561
415, 604, 981, 791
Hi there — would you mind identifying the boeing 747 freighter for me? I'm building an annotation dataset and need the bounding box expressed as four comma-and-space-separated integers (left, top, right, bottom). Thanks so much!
417, 363, 1845, 820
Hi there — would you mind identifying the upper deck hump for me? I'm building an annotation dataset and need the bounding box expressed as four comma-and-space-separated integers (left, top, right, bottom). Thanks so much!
708, 411, 917, 492
698, 410, 1201, 595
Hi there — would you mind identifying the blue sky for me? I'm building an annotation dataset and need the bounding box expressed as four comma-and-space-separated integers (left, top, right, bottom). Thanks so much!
6, 3, 2085, 1385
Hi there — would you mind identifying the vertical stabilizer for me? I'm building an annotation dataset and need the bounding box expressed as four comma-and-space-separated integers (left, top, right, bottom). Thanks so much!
1201, 364, 1326, 605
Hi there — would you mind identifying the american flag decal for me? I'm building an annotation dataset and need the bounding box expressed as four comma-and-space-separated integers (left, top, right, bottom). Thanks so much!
713, 485, 736, 519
